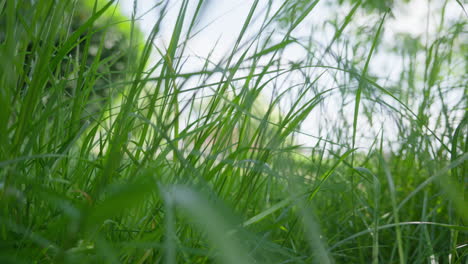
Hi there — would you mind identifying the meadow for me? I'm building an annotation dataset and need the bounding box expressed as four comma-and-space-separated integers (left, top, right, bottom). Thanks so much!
0, 0, 467, 263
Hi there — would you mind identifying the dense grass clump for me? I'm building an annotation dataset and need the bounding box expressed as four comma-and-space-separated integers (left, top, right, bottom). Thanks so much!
0, 0, 466, 263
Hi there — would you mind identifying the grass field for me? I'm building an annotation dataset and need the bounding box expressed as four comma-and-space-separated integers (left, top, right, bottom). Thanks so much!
0, 0, 467, 263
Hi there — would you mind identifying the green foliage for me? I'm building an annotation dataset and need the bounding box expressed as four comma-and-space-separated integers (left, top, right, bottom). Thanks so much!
0, 0, 466, 263
338, 0, 402, 12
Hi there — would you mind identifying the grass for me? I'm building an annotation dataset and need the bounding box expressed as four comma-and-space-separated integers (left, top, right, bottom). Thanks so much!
0, 0, 467, 263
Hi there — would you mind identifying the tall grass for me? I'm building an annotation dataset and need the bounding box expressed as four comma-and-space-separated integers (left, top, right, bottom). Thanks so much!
0, 0, 466, 263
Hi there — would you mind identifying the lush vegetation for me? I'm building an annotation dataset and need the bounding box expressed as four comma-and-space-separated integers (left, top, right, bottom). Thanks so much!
0, 0, 466, 263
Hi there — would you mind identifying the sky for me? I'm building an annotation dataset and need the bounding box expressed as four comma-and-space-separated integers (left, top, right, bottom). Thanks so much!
116, 0, 465, 149
117, 0, 463, 60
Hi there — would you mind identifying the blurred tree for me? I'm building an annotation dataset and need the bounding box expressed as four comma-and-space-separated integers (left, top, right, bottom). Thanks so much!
71, 0, 142, 98
337, 0, 400, 12
0, 0, 140, 109
277, 0, 412, 28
